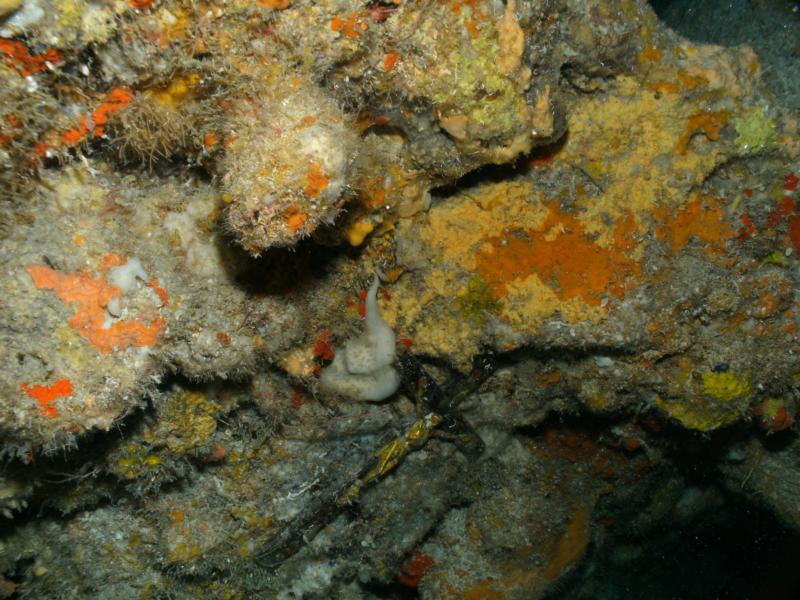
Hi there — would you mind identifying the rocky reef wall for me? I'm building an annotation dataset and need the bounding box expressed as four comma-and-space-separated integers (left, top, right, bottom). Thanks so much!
0, 0, 798, 598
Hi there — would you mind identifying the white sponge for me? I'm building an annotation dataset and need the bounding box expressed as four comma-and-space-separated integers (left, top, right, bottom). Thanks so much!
319, 276, 400, 401
106, 257, 148, 294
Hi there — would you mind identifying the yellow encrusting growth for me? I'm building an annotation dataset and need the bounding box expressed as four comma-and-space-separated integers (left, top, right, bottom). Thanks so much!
701, 370, 751, 402
655, 370, 751, 431
346, 219, 374, 246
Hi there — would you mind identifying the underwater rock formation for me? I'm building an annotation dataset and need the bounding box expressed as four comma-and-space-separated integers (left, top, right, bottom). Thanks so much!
0, 0, 798, 598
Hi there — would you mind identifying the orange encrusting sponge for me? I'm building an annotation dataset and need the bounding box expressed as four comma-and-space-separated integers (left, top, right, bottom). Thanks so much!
20, 377, 73, 418
27, 262, 165, 354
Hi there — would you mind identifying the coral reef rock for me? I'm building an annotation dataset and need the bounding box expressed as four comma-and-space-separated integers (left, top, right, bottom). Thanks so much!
0, 0, 799, 598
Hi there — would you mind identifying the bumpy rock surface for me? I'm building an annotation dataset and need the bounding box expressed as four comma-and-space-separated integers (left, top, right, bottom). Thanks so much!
0, 0, 798, 598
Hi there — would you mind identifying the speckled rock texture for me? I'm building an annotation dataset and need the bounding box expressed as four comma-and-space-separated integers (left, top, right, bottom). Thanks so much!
0, 0, 798, 598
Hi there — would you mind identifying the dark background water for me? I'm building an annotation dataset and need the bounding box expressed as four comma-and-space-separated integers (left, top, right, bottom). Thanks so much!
650, 0, 800, 109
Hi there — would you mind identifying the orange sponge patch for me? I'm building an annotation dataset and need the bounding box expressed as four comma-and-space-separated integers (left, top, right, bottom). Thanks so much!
20, 377, 73, 418
27, 259, 165, 354
304, 162, 329, 198
475, 203, 640, 306
655, 194, 735, 257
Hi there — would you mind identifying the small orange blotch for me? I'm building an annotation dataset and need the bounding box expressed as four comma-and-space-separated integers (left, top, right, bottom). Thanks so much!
91, 86, 133, 137
258, 0, 293, 8
0, 113, 21, 146
465, 18, 482, 38
475, 203, 641, 306
676, 71, 707, 90
20, 377, 73, 418
299, 115, 317, 127
676, 110, 729, 155
639, 45, 662, 63
738, 214, 756, 241
397, 551, 435, 587
209, 443, 226, 461
304, 162, 329, 198
384, 51, 399, 72
216, 332, 231, 347
291, 386, 306, 408
397, 337, 414, 348
34, 141, 52, 157
149, 279, 169, 306
0, 39, 62, 76
129, 0, 154, 9
74, 234, 85, 246
313, 328, 335, 361
203, 133, 219, 149
285, 206, 308, 233
742, 188, 753, 198
754, 290, 779, 319
62, 115, 90, 146
101, 253, 126, 269
538, 370, 561, 386
789, 215, 800, 252
343, 12, 360, 38
62, 87, 133, 145
331, 15, 346, 32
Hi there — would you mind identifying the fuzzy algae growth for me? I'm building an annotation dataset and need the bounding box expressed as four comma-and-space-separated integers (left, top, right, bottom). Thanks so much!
734, 106, 778, 154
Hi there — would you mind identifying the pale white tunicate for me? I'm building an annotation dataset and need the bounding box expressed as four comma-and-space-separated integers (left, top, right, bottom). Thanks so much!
319, 276, 400, 401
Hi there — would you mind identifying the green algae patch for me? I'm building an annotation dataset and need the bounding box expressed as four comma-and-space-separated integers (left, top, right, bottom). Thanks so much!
733, 106, 777, 154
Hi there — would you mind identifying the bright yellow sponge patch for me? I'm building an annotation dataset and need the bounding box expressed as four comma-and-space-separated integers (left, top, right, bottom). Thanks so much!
347, 220, 375, 246
656, 370, 751, 432
701, 371, 751, 402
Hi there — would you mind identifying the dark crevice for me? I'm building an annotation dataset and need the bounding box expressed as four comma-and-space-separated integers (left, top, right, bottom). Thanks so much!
553, 488, 800, 600
430, 133, 568, 202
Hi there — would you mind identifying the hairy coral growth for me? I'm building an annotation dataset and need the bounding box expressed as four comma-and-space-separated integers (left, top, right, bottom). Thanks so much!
222, 72, 357, 254
105, 77, 223, 168
0, 66, 61, 203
